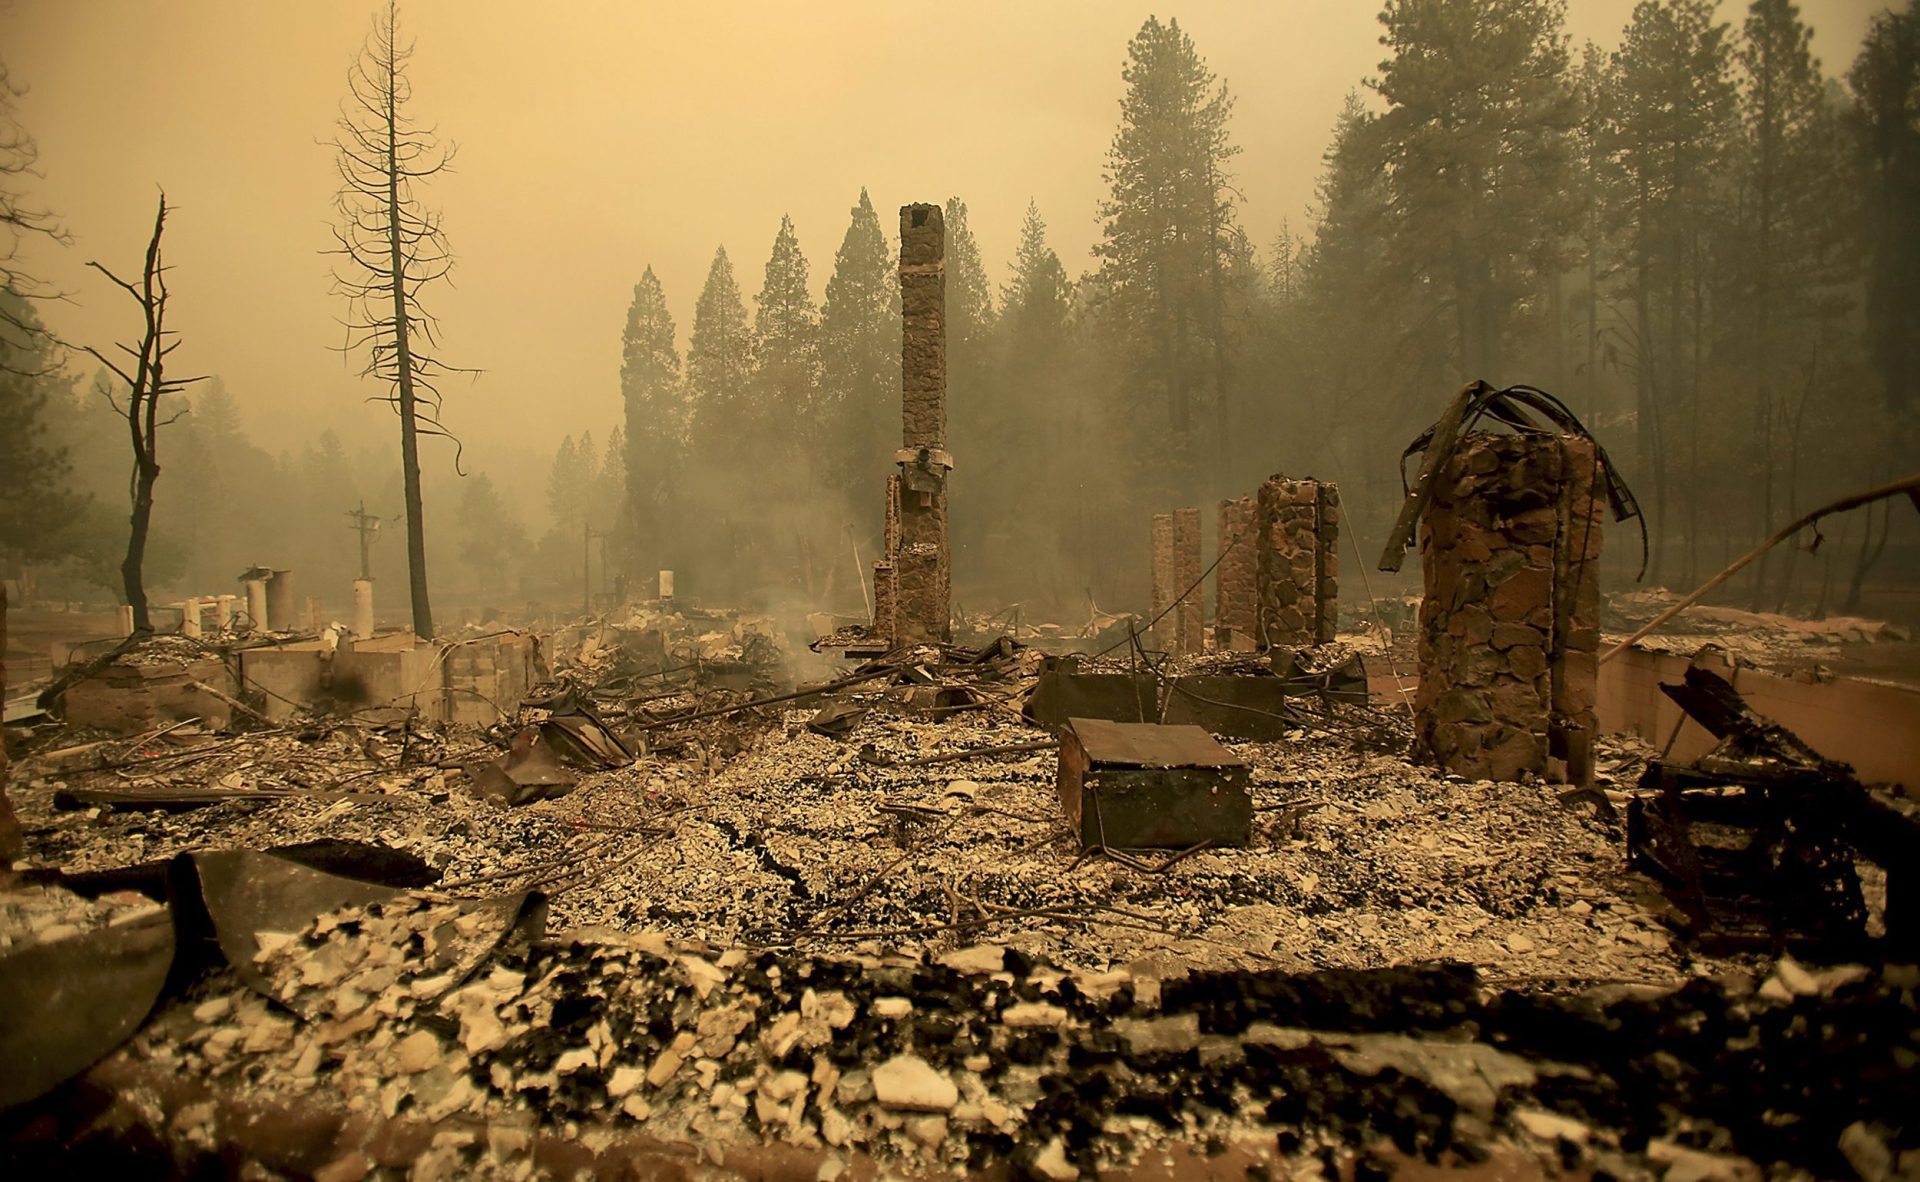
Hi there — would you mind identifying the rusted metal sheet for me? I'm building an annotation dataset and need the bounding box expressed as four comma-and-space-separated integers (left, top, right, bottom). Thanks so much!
1159, 675, 1292, 741
1024, 669, 1156, 728
1056, 718, 1251, 851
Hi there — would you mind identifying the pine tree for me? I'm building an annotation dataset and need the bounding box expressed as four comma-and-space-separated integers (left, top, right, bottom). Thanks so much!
1728, 0, 1849, 597
687, 247, 754, 442
547, 434, 582, 530
620, 266, 684, 577
1096, 16, 1243, 496
1002, 202, 1072, 360
1608, 0, 1738, 580
0, 293, 80, 564
1368, 0, 1578, 381
818, 188, 898, 509
1847, 6, 1920, 420
752, 215, 820, 442
943, 197, 995, 369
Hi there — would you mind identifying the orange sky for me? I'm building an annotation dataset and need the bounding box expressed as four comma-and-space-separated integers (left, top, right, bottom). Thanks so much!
2, 0, 1884, 487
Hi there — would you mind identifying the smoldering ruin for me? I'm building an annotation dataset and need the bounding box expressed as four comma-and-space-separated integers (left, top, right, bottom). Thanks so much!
4, 3, 1920, 1181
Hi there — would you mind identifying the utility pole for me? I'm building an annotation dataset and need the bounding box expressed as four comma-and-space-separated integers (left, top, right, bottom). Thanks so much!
346, 502, 382, 580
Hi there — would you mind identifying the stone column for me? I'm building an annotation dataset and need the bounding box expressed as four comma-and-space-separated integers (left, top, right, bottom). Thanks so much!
1215, 496, 1259, 650
1256, 477, 1340, 648
1150, 512, 1176, 652
894, 204, 951, 644
1413, 433, 1603, 782
1171, 507, 1203, 655
1313, 484, 1342, 644
180, 598, 202, 639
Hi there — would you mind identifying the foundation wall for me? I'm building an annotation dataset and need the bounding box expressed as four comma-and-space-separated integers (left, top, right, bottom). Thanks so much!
1414, 433, 1601, 781
1256, 478, 1340, 647
1215, 497, 1259, 650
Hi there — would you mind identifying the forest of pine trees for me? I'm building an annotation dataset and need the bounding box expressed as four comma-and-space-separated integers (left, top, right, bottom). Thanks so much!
583, 3, 1918, 617
5, 2, 1916, 621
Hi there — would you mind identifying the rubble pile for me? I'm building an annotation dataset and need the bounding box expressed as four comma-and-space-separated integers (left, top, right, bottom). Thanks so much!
9, 683, 1680, 983
7, 883, 1914, 1182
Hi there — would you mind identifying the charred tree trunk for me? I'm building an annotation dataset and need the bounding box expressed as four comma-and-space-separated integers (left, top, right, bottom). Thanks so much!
383, 48, 434, 640
330, 0, 464, 642
83, 196, 199, 634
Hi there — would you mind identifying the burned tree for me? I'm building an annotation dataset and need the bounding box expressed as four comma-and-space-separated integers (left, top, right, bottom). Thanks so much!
81, 195, 201, 633
329, 0, 462, 640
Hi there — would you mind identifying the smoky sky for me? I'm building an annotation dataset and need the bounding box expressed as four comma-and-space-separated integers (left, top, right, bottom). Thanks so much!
2, 0, 1882, 498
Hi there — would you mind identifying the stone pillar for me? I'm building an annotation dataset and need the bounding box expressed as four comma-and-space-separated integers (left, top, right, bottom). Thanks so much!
893, 203, 951, 644
1215, 496, 1259, 650
1256, 477, 1340, 647
1150, 512, 1176, 652
179, 598, 202, 639
1413, 433, 1603, 782
1149, 509, 1203, 655
1171, 507, 1203, 655
352, 578, 375, 641
116, 604, 135, 636
871, 562, 897, 644
212, 595, 234, 631
658, 570, 674, 600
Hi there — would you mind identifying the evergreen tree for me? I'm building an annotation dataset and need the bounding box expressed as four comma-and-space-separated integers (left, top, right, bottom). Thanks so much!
818, 188, 898, 510
620, 266, 684, 576
1607, 0, 1738, 580
0, 293, 80, 565
943, 197, 995, 374
598, 426, 625, 535
456, 472, 529, 589
1727, 0, 1849, 595
1368, 0, 1578, 381
685, 247, 754, 595
687, 247, 754, 447
1848, 5, 1920, 420
752, 215, 820, 440
1095, 16, 1243, 497
546, 434, 583, 531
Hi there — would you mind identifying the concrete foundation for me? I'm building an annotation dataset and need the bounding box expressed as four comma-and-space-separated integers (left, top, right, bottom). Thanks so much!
1413, 433, 1602, 782
61, 656, 238, 733
238, 631, 538, 726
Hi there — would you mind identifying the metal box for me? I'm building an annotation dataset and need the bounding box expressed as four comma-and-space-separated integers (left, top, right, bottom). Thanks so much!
1056, 718, 1252, 850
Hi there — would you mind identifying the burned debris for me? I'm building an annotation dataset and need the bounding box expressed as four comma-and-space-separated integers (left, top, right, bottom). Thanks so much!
5, 283, 1918, 1180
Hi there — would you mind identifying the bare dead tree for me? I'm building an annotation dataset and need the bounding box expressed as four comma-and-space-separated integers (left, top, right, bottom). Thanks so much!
327, 0, 467, 640
81, 195, 203, 632
0, 58, 70, 368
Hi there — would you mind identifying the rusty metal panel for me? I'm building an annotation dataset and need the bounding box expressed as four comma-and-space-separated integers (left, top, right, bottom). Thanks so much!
1159, 676, 1292, 741
1025, 670, 1157, 728
1058, 719, 1251, 850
